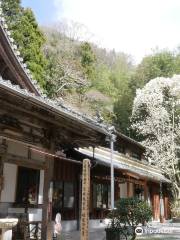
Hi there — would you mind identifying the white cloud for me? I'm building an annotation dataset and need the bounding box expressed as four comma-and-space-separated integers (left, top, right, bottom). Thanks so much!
53, 0, 180, 63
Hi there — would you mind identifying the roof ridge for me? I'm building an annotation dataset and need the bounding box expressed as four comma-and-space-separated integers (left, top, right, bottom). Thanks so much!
0, 1, 44, 96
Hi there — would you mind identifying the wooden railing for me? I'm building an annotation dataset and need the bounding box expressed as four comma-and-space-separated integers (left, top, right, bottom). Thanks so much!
27, 221, 42, 240
12, 216, 42, 240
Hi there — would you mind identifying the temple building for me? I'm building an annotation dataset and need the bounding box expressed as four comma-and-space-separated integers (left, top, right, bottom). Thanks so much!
0, 6, 170, 240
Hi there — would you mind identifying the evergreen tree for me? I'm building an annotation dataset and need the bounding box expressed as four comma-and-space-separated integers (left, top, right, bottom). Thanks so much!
131, 50, 177, 91
1, 0, 47, 88
114, 89, 133, 136
79, 42, 96, 80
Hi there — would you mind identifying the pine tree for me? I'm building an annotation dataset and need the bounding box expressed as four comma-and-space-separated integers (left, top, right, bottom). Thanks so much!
1, 0, 47, 88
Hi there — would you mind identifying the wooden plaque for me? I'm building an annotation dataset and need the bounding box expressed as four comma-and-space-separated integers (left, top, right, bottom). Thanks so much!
80, 159, 90, 240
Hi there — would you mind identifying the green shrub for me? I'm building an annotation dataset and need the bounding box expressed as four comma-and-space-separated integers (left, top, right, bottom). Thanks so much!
106, 197, 152, 240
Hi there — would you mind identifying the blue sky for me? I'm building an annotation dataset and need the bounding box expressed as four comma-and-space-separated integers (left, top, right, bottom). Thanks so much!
22, 0, 180, 63
22, 0, 58, 24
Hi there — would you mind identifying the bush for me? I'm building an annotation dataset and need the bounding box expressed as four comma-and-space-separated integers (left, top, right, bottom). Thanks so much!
106, 197, 152, 240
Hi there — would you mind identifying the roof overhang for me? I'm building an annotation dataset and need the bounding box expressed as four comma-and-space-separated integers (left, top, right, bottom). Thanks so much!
78, 147, 170, 183
0, 78, 111, 147
0, 21, 40, 95
116, 131, 145, 150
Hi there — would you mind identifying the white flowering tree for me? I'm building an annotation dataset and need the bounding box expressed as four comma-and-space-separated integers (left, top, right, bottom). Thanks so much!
131, 75, 180, 203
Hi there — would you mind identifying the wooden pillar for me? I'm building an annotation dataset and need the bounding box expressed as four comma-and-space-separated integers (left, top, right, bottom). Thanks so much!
127, 182, 130, 197
0, 155, 4, 199
77, 174, 82, 230
41, 155, 54, 240
144, 181, 148, 201
164, 195, 170, 220
115, 181, 120, 201
80, 159, 90, 240
0, 139, 7, 199
152, 185, 160, 221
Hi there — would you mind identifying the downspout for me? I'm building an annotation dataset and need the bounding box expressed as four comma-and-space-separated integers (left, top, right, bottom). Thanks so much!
108, 128, 116, 210
160, 181, 165, 222
110, 135, 114, 209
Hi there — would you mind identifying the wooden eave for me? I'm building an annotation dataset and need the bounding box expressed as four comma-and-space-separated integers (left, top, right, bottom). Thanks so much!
0, 23, 40, 95
77, 147, 170, 183
0, 81, 110, 148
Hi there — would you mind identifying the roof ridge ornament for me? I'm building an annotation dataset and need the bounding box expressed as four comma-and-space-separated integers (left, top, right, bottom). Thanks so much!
0, 0, 44, 96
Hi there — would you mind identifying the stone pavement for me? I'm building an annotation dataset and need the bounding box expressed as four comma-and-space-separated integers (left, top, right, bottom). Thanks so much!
61, 228, 106, 240
60, 222, 180, 240
61, 230, 180, 240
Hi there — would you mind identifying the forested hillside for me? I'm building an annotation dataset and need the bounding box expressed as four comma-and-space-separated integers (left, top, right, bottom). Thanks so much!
42, 25, 134, 130
3, 0, 180, 137
40, 25, 180, 136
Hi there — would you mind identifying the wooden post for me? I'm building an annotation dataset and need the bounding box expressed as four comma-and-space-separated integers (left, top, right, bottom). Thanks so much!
0, 139, 7, 199
144, 181, 148, 201
0, 155, 4, 200
77, 174, 82, 230
152, 185, 160, 221
164, 195, 170, 220
41, 155, 54, 240
127, 182, 130, 197
80, 159, 90, 240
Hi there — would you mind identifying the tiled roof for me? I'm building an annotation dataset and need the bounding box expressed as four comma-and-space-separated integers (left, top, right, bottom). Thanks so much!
78, 147, 170, 183
0, 77, 110, 134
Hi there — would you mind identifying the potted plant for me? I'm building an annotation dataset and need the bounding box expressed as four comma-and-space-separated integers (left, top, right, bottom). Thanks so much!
105, 197, 152, 240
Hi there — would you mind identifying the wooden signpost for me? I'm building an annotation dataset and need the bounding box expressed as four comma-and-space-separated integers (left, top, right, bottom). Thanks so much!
80, 159, 90, 240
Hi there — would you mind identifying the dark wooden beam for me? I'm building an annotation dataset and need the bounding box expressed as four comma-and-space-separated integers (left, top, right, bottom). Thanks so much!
0, 98, 103, 147
0, 98, 99, 140
5, 153, 47, 170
